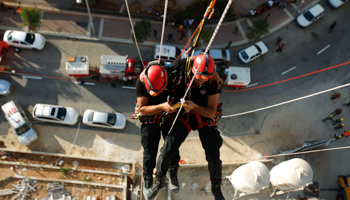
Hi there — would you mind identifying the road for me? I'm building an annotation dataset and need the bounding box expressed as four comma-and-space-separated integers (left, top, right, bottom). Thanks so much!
0, 2, 349, 199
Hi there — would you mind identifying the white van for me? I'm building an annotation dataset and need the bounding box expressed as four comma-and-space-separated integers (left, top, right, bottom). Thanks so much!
2, 101, 38, 145
154, 45, 181, 61
296, 4, 325, 27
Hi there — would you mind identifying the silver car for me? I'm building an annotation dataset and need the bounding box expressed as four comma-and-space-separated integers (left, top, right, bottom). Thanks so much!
33, 104, 79, 125
0, 79, 12, 96
83, 110, 126, 130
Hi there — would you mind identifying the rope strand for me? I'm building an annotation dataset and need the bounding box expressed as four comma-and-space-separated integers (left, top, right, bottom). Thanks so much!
168, 0, 233, 134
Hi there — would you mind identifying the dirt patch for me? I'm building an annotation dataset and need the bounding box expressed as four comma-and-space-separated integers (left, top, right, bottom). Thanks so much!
0, 150, 136, 200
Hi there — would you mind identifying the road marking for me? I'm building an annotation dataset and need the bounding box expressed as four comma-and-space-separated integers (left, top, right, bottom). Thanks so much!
246, 83, 258, 88
75, 81, 95, 86
317, 44, 331, 55
122, 86, 136, 90
22, 76, 42, 80
281, 66, 296, 75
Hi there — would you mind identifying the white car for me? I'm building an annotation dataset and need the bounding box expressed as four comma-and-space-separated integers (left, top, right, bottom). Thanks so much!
238, 41, 268, 63
3, 30, 45, 50
33, 104, 79, 125
83, 110, 126, 130
181, 49, 230, 64
328, 0, 349, 8
154, 45, 181, 61
0, 79, 12, 96
2, 101, 38, 145
296, 4, 325, 27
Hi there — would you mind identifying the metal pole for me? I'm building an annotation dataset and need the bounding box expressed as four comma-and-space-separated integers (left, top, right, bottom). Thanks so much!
84, 0, 96, 36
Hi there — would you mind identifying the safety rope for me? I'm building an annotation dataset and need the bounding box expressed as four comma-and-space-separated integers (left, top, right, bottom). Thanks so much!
124, 0, 145, 66
263, 145, 350, 159
157, 0, 169, 64
222, 82, 350, 118
167, 0, 233, 134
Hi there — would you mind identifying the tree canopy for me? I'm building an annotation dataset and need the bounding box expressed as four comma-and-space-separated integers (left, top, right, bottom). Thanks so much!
132, 19, 151, 43
247, 19, 269, 41
20, 8, 41, 31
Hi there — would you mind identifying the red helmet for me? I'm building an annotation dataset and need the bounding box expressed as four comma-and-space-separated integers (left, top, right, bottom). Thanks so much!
192, 53, 215, 80
144, 65, 168, 96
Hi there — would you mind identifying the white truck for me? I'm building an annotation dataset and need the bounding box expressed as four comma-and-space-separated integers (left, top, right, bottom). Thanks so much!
225, 66, 251, 89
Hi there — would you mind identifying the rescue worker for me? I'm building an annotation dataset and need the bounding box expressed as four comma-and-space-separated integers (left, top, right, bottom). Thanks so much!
136, 59, 223, 199
322, 114, 333, 122
145, 54, 225, 200
135, 63, 182, 197
332, 118, 343, 125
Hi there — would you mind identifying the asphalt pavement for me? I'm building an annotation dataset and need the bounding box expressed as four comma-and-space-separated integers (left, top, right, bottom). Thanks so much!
1, 0, 350, 200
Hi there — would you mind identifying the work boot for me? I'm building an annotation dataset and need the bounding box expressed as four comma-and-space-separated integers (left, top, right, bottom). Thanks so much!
166, 165, 180, 193
143, 172, 153, 189
144, 175, 166, 200
211, 181, 225, 200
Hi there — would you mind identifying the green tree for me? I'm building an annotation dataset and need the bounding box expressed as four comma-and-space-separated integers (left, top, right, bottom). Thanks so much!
247, 19, 269, 41
201, 27, 213, 43
132, 19, 151, 43
20, 8, 41, 31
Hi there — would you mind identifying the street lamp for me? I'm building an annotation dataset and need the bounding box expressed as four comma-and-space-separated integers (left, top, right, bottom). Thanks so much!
76, 0, 96, 36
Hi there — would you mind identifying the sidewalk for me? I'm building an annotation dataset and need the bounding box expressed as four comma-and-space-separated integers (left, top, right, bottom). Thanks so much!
0, 0, 319, 49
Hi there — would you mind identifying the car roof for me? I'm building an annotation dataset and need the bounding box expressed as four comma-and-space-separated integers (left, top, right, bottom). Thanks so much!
255, 41, 268, 54
34, 104, 57, 118
243, 45, 260, 57
0, 79, 11, 91
208, 49, 224, 59
309, 4, 324, 15
155, 45, 177, 57
92, 111, 108, 123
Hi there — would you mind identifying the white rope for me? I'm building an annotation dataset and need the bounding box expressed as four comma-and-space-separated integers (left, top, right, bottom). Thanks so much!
263, 145, 350, 158
168, 0, 233, 134
157, 0, 169, 64
222, 82, 350, 118
124, 0, 145, 65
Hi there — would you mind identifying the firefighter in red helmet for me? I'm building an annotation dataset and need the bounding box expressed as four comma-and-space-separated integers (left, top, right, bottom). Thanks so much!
145, 53, 225, 200
143, 64, 168, 97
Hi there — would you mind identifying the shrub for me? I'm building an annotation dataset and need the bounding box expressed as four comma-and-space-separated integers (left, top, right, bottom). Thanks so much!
20, 8, 41, 31
132, 19, 151, 43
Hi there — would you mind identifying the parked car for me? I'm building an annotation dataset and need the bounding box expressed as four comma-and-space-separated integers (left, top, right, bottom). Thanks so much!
3, 30, 45, 50
328, 0, 349, 8
238, 41, 268, 64
83, 110, 126, 130
33, 104, 79, 125
296, 4, 325, 27
154, 45, 181, 61
0, 79, 12, 96
1, 101, 38, 145
181, 49, 231, 64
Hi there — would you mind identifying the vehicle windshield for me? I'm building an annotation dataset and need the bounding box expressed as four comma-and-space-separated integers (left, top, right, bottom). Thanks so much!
56, 108, 66, 121
134, 61, 142, 75
107, 113, 116, 125
240, 51, 249, 60
15, 123, 31, 135
254, 45, 262, 53
303, 11, 314, 21
7, 31, 13, 40
221, 50, 227, 60
25, 33, 36, 44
